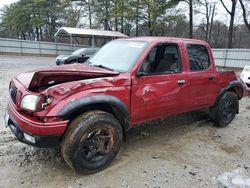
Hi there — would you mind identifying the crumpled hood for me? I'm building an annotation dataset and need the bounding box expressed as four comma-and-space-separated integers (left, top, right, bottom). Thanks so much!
16, 64, 119, 91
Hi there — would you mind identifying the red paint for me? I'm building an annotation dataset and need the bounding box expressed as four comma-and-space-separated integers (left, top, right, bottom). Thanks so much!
7, 97, 69, 136
6, 37, 246, 138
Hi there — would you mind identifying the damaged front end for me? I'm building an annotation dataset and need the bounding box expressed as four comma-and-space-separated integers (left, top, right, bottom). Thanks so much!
26, 64, 119, 92
10, 64, 119, 112
5, 64, 124, 147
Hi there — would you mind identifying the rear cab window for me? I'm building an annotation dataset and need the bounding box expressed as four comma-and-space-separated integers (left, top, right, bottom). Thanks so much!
187, 44, 210, 71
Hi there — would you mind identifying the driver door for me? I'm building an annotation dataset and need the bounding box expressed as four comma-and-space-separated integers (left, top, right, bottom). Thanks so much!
131, 43, 189, 124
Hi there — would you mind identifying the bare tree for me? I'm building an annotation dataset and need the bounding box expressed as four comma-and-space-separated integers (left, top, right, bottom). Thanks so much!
181, 0, 203, 39
208, 4, 216, 43
220, 0, 237, 48
197, 0, 216, 42
135, 0, 140, 36
88, 0, 92, 28
181, 0, 194, 38
239, 0, 250, 32
189, 0, 193, 38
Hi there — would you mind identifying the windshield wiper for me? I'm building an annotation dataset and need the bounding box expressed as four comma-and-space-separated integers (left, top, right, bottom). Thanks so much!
84, 61, 114, 71
93, 64, 114, 71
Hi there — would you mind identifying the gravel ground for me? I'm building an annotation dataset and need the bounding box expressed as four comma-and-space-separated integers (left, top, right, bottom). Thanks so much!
0, 55, 250, 188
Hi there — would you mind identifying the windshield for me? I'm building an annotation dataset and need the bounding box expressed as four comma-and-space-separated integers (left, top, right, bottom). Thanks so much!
71, 48, 85, 55
88, 40, 148, 72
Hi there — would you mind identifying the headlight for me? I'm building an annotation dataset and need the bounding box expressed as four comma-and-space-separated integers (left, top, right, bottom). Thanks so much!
21, 95, 41, 112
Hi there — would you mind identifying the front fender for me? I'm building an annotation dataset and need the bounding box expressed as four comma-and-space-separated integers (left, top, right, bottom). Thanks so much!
58, 94, 130, 139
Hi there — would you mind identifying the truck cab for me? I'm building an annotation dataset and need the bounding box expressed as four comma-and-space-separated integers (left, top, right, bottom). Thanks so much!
5, 37, 247, 174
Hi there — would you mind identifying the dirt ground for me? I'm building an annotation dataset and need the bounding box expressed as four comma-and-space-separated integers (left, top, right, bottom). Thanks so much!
0, 55, 250, 188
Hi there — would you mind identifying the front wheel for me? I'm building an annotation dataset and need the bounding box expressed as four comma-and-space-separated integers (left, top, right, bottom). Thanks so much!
61, 111, 123, 174
210, 92, 239, 127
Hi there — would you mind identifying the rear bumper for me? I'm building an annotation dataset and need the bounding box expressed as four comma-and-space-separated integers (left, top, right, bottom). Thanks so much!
246, 87, 250, 96
6, 98, 69, 147
242, 79, 250, 88
243, 82, 250, 96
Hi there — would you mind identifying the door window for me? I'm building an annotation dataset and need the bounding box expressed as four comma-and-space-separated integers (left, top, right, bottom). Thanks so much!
139, 44, 182, 75
187, 44, 210, 71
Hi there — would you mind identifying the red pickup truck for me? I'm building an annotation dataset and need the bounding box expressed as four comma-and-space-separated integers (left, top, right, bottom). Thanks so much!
5, 37, 248, 174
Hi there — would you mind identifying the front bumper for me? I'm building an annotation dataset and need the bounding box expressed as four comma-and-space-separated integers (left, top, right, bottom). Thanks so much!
56, 59, 65, 65
5, 112, 61, 147
6, 98, 69, 147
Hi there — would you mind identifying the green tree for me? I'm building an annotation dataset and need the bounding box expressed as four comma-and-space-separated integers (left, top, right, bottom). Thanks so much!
61, 0, 86, 27
92, 0, 111, 30
139, 0, 179, 36
0, 0, 64, 41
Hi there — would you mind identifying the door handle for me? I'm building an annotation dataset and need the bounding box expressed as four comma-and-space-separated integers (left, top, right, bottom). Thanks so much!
177, 80, 186, 85
208, 76, 215, 80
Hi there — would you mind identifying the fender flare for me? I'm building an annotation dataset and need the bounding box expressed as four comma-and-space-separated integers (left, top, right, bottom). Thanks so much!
59, 94, 130, 140
213, 80, 243, 110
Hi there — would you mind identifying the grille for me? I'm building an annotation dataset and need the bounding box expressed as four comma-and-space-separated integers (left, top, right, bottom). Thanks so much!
10, 86, 17, 105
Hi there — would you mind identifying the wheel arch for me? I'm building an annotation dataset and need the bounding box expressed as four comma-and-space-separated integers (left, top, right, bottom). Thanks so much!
213, 80, 243, 113
59, 95, 130, 141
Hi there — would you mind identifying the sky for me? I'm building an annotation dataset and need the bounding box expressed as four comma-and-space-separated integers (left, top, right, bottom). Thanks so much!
0, 0, 18, 8
0, 0, 244, 27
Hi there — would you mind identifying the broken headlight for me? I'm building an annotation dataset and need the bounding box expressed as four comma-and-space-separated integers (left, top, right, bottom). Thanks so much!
21, 95, 42, 112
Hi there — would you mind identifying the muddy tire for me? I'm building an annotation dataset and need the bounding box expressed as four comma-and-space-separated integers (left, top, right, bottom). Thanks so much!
61, 110, 123, 174
210, 92, 238, 127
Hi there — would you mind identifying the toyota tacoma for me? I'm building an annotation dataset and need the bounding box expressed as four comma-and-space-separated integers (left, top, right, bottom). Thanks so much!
5, 37, 248, 174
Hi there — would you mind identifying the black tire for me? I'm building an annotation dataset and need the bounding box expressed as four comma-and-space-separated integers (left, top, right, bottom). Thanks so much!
70, 59, 78, 64
61, 110, 123, 174
210, 92, 239, 127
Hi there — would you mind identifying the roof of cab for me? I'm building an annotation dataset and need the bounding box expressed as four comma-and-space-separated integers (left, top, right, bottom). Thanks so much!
120, 36, 209, 45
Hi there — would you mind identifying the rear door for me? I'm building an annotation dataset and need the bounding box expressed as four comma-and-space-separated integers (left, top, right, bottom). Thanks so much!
186, 44, 217, 109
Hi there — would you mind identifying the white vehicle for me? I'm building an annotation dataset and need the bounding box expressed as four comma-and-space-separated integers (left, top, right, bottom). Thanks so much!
240, 65, 250, 87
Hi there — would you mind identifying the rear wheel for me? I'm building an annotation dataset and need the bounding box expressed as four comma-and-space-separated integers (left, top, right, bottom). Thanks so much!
210, 92, 238, 127
61, 111, 123, 174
